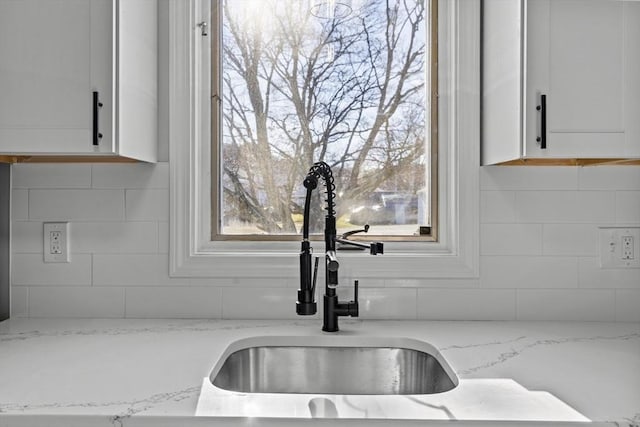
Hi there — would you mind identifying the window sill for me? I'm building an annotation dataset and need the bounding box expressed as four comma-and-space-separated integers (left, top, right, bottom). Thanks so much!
171, 240, 478, 279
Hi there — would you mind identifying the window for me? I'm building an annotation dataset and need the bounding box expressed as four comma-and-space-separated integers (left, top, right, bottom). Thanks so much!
169, 0, 479, 278
213, 0, 437, 241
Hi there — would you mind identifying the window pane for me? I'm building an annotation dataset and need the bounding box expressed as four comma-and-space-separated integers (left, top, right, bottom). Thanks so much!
217, 0, 430, 237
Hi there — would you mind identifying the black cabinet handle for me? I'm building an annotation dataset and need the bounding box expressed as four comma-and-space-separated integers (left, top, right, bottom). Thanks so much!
92, 91, 103, 146
536, 94, 547, 149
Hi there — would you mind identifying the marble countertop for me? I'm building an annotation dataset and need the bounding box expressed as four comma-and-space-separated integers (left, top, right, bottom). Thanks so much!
0, 319, 638, 426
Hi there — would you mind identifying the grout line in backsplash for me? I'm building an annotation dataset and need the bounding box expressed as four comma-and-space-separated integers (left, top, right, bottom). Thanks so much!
26, 286, 30, 318
575, 252, 580, 289
122, 189, 128, 220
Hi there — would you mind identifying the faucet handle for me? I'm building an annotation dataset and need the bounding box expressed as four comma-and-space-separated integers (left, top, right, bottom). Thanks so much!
347, 280, 359, 318
311, 256, 319, 297
354, 280, 358, 303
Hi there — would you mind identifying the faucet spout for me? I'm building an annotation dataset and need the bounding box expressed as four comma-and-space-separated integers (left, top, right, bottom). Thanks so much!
336, 225, 384, 255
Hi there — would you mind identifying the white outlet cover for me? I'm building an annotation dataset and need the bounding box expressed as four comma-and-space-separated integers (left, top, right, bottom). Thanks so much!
599, 227, 640, 269
44, 222, 70, 263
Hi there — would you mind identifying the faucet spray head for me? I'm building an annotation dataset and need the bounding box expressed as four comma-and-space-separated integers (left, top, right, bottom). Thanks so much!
303, 174, 318, 190
297, 239, 317, 316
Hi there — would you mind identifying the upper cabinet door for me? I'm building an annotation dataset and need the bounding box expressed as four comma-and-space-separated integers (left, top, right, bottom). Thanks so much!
526, 0, 626, 158
0, 0, 112, 155
482, 0, 640, 164
481, 0, 525, 165
624, 1, 640, 158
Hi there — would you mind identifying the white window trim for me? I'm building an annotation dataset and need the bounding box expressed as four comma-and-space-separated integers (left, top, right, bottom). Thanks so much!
169, 0, 479, 279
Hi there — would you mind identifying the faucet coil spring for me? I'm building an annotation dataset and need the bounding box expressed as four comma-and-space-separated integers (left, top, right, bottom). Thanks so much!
304, 161, 336, 217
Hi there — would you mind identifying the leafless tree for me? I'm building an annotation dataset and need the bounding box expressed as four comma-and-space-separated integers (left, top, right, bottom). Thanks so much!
220, 0, 427, 234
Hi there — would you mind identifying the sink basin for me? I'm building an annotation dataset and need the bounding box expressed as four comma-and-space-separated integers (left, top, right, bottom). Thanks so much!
210, 337, 457, 395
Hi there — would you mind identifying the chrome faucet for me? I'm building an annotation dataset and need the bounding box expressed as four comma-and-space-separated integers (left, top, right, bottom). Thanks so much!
296, 161, 383, 332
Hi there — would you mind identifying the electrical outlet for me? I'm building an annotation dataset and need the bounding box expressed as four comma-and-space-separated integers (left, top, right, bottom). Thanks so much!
599, 227, 640, 269
44, 222, 69, 263
622, 236, 634, 260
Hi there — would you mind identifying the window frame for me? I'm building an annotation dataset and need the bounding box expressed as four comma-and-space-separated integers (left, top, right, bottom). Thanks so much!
169, 0, 479, 279
211, 0, 438, 243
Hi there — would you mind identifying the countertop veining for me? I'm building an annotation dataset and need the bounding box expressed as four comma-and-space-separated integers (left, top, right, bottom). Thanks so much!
0, 319, 638, 426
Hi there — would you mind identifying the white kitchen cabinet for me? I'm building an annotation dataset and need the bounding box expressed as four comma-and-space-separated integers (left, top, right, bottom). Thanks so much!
482, 0, 640, 165
0, 0, 157, 162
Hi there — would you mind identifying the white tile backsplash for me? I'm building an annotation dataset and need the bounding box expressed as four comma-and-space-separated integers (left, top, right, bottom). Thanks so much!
125, 189, 169, 221
11, 190, 28, 220
615, 191, 640, 223
515, 191, 616, 223
384, 278, 480, 288
70, 222, 158, 253
542, 224, 598, 256
480, 256, 578, 289
417, 288, 516, 320
28, 286, 125, 318
92, 163, 169, 189
578, 257, 640, 289
189, 277, 240, 287
222, 287, 300, 319
480, 166, 578, 190
233, 277, 293, 288
516, 289, 615, 321
13, 253, 92, 286
125, 287, 222, 318
480, 190, 517, 223
13, 164, 91, 189
9, 163, 640, 321
615, 290, 640, 322
578, 166, 640, 191
29, 189, 125, 221
358, 288, 418, 320
10, 286, 28, 317
93, 254, 187, 286
12, 222, 42, 253
480, 224, 543, 255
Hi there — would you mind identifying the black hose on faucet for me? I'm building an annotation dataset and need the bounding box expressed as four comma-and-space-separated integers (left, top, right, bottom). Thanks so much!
297, 162, 336, 316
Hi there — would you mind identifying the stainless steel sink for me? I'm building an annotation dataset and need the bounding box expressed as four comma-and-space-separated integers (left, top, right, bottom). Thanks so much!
211, 343, 456, 395
198, 336, 589, 421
